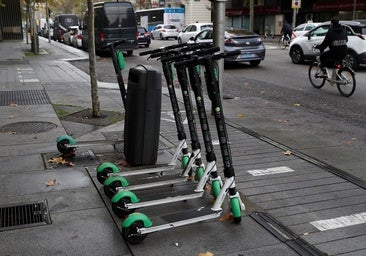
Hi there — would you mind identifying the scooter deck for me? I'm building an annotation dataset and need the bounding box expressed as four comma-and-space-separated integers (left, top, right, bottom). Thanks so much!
118, 174, 188, 191
126, 183, 206, 209
65, 139, 123, 149
140, 206, 222, 234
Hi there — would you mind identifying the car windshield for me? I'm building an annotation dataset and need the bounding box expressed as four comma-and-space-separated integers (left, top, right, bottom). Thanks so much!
200, 24, 213, 30
164, 25, 176, 29
137, 27, 146, 33
311, 25, 329, 37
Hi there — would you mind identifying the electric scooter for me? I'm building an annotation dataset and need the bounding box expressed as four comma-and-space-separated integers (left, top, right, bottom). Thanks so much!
108, 47, 225, 218
120, 50, 245, 244
99, 44, 215, 198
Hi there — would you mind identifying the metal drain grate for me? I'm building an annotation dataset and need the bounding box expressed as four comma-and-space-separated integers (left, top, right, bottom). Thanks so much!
0, 121, 57, 134
0, 90, 51, 106
0, 200, 52, 231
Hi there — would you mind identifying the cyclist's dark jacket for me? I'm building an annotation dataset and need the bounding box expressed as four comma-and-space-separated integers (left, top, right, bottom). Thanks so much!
317, 25, 348, 60
281, 21, 292, 35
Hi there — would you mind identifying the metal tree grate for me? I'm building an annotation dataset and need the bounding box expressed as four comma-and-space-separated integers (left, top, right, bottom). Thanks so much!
0, 90, 51, 106
0, 200, 52, 231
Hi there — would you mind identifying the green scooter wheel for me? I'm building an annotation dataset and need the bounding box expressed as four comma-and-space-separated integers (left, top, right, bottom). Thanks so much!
96, 162, 119, 184
230, 197, 242, 224
112, 197, 134, 218
195, 166, 204, 181
56, 135, 76, 154
181, 155, 190, 169
104, 181, 122, 199
122, 221, 147, 244
211, 180, 221, 199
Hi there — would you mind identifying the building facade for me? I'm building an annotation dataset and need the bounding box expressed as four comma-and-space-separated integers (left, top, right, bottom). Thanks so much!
225, 0, 366, 36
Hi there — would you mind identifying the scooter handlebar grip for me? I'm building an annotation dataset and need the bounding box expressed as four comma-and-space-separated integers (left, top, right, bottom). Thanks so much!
139, 43, 188, 56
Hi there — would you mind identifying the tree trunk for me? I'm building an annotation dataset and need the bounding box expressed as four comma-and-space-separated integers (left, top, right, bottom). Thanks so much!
87, 0, 100, 117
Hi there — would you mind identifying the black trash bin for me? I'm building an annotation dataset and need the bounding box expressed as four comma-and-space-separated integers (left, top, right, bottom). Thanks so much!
124, 65, 162, 166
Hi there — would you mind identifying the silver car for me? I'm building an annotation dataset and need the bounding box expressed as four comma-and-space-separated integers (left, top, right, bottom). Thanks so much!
191, 28, 266, 67
151, 24, 179, 40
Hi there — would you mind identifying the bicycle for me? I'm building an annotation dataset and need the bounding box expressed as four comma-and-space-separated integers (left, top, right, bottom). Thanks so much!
278, 34, 291, 49
308, 47, 356, 97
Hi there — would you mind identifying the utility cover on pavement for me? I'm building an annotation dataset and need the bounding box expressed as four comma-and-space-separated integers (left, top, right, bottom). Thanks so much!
0, 199, 52, 232
0, 121, 57, 134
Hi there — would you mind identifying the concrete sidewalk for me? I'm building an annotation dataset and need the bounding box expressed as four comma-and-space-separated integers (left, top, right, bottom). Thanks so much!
0, 37, 365, 256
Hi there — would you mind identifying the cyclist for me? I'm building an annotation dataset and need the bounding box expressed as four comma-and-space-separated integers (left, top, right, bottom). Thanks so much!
315, 16, 348, 76
281, 20, 293, 43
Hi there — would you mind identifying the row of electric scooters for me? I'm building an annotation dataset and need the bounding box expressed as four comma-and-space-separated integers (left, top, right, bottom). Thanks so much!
56, 41, 245, 244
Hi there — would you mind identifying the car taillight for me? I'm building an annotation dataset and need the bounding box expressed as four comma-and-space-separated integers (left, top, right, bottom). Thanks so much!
224, 38, 234, 44
99, 32, 105, 42
162, 29, 166, 32
76, 34, 82, 39
136, 31, 139, 40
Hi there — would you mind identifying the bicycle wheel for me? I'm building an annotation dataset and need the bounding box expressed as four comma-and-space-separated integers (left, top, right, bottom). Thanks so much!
308, 62, 326, 89
336, 68, 356, 97
278, 36, 286, 50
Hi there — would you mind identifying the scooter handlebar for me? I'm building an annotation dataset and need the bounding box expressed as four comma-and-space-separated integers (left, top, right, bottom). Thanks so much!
173, 47, 221, 67
139, 43, 189, 56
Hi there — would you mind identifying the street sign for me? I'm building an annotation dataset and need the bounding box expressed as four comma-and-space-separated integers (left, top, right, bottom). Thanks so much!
292, 0, 301, 8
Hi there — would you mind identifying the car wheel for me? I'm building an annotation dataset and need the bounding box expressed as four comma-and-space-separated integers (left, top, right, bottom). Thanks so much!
343, 52, 359, 71
290, 46, 304, 64
145, 44, 150, 48
178, 38, 183, 45
249, 60, 261, 67
159, 34, 163, 40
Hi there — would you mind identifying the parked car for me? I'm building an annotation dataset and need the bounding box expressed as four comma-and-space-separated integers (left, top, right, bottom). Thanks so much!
178, 22, 213, 45
63, 26, 79, 45
71, 30, 83, 48
137, 26, 151, 47
293, 22, 322, 37
190, 27, 266, 67
151, 24, 179, 40
289, 20, 366, 70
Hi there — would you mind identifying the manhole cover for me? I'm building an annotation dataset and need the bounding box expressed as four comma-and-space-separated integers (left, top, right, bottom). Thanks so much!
0, 121, 57, 134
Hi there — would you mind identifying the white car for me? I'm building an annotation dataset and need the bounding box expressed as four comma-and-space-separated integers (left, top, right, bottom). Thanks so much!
151, 24, 179, 40
178, 22, 213, 44
289, 21, 366, 70
293, 22, 322, 37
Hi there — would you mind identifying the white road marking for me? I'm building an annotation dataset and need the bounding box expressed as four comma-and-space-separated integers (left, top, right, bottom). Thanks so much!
247, 166, 295, 176
310, 212, 366, 231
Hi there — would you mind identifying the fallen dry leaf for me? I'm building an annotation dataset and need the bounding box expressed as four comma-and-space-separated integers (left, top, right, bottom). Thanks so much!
236, 114, 245, 118
48, 156, 75, 166
283, 150, 292, 156
198, 252, 214, 256
219, 213, 234, 222
9, 102, 18, 107
293, 103, 301, 107
44, 178, 56, 186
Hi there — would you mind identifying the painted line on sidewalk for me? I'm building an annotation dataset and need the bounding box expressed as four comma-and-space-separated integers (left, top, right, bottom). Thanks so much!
247, 166, 295, 176
310, 212, 366, 231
